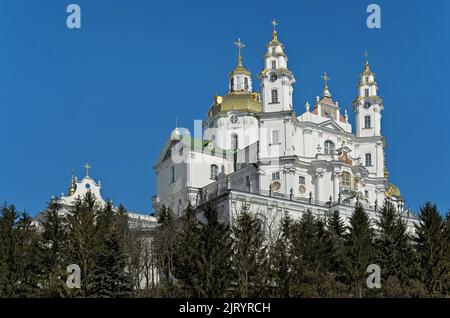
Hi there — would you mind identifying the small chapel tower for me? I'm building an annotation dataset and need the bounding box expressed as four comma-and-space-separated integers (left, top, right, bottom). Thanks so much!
352, 53, 384, 137
259, 20, 295, 113
229, 38, 253, 93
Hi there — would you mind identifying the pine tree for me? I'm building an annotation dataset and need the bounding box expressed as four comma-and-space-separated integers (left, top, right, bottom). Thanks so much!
414, 202, 447, 296
40, 199, 70, 297
231, 207, 266, 297
66, 192, 101, 296
172, 203, 202, 297
375, 200, 416, 296
197, 203, 233, 297
328, 210, 346, 238
0, 205, 43, 297
0, 204, 20, 297
326, 211, 347, 281
268, 212, 293, 297
344, 203, 376, 297
153, 205, 178, 296
92, 228, 133, 297
15, 213, 45, 297
445, 212, 450, 295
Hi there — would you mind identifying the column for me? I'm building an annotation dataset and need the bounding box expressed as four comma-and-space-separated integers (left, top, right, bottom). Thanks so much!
314, 169, 324, 203
332, 172, 340, 202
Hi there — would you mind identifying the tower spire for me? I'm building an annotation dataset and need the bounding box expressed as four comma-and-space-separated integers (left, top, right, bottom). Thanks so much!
363, 51, 372, 75
321, 72, 332, 98
271, 19, 279, 42
234, 38, 245, 67
68, 170, 76, 195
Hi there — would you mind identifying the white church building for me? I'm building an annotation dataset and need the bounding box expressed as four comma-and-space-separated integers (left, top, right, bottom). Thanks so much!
152, 22, 417, 232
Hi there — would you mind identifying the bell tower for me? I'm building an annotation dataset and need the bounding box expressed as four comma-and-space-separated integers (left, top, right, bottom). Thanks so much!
352, 52, 383, 137
258, 20, 295, 113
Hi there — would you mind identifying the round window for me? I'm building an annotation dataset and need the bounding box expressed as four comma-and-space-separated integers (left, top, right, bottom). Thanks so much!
271, 181, 281, 191
269, 74, 277, 82
85, 183, 91, 189
299, 185, 306, 194
230, 114, 238, 124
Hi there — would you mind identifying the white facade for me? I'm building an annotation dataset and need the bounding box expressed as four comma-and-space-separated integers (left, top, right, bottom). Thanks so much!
153, 27, 415, 230
33, 168, 158, 231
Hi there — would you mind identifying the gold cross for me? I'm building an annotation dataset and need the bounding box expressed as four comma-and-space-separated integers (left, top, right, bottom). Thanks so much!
84, 163, 91, 177
321, 72, 330, 87
364, 51, 369, 62
271, 19, 278, 32
234, 38, 245, 56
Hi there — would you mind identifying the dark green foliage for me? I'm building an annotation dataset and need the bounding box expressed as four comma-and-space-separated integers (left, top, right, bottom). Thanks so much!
232, 207, 266, 297
375, 200, 417, 296
414, 202, 447, 296
344, 203, 376, 297
40, 199, 69, 297
268, 212, 293, 297
92, 228, 133, 297
1, 195, 449, 298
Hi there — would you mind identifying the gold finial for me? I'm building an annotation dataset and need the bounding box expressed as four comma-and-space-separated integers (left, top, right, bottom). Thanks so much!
69, 170, 76, 195
234, 38, 245, 67
363, 51, 372, 74
321, 72, 332, 97
271, 19, 279, 41
84, 163, 91, 177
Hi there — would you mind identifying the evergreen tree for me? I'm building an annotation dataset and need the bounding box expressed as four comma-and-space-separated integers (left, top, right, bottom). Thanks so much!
172, 203, 202, 297
66, 192, 101, 296
344, 203, 376, 297
268, 212, 293, 297
290, 211, 342, 297
14, 213, 45, 297
375, 200, 416, 296
328, 210, 346, 238
326, 211, 347, 282
0, 204, 20, 297
173, 203, 233, 298
197, 203, 233, 297
92, 228, 133, 297
414, 202, 447, 296
153, 205, 178, 296
445, 213, 450, 295
231, 208, 266, 297
40, 199, 69, 297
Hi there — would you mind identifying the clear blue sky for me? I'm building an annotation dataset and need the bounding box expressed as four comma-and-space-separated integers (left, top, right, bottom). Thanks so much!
1, 0, 449, 216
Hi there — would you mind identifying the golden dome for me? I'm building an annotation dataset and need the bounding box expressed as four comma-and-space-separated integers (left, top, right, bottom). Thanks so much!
208, 91, 261, 116
229, 65, 251, 77
385, 183, 402, 199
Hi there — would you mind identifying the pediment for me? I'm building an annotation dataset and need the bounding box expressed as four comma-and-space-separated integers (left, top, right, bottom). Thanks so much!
318, 119, 345, 132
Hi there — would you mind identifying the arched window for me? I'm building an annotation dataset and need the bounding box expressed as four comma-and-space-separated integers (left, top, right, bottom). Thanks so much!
324, 140, 335, 155
340, 172, 351, 188
231, 133, 238, 150
244, 77, 249, 90
365, 153, 372, 166
269, 73, 277, 82
210, 135, 215, 144
272, 130, 279, 144
271, 89, 278, 103
170, 166, 175, 183
210, 164, 218, 180
271, 60, 276, 69
364, 116, 371, 128
230, 78, 234, 91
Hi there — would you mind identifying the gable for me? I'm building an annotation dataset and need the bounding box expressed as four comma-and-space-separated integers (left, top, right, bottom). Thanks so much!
318, 119, 345, 132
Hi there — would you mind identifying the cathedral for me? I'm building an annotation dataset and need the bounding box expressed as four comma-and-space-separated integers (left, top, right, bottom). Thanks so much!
153, 21, 418, 232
